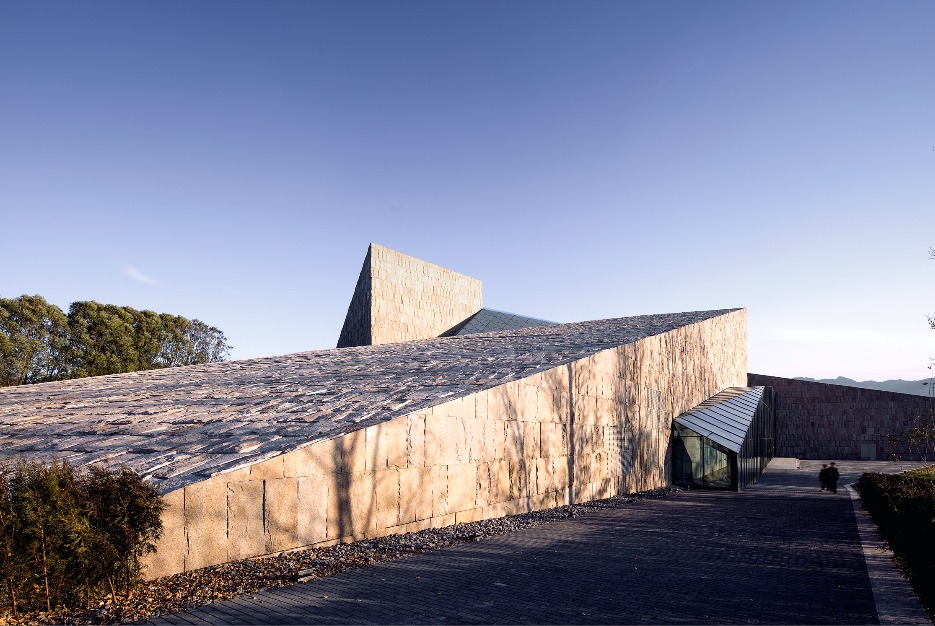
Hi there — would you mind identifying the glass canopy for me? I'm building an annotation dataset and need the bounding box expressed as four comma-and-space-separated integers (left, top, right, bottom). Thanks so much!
671, 386, 776, 491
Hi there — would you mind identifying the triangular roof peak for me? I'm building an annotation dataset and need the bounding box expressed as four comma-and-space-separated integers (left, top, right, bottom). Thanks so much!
337, 243, 483, 347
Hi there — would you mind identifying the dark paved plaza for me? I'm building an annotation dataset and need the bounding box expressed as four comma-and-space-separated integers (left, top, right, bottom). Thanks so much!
146, 461, 929, 625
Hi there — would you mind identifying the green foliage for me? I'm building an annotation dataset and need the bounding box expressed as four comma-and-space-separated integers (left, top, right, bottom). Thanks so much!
81, 466, 166, 597
856, 469, 935, 620
0, 295, 231, 387
885, 408, 935, 461
0, 295, 69, 386
0, 460, 166, 617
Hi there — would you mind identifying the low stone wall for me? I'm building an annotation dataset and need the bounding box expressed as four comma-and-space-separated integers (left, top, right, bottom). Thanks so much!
748, 374, 934, 461
145, 311, 747, 579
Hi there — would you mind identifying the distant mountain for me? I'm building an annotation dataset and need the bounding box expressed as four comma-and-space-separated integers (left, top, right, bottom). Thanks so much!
794, 376, 932, 396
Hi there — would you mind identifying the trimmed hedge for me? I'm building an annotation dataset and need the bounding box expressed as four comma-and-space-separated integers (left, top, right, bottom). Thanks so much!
856, 469, 935, 620
0, 459, 165, 618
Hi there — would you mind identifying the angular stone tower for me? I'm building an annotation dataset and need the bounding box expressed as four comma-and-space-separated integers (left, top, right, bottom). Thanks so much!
337, 243, 483, 347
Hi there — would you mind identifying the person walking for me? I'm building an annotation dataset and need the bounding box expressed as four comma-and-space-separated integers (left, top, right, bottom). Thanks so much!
819, 464, 829, 491
827, 462, 840, 494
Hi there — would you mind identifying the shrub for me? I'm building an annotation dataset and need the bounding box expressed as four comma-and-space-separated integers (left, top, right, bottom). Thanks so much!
856, 469, 935, 620
0, 459, 165, 618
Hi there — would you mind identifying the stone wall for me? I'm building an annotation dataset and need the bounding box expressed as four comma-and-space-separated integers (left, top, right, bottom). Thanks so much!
337, 244, 483, 347
145, 310, 746, 579
748, 374, 934, 461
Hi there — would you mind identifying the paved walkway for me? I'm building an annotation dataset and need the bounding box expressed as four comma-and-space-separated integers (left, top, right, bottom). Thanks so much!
147, 460, 931, 625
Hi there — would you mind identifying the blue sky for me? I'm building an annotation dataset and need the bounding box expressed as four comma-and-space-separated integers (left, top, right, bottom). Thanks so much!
2, 1, 933, 380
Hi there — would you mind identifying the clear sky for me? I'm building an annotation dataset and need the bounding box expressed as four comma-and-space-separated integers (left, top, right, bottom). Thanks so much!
2, 1, 933, 381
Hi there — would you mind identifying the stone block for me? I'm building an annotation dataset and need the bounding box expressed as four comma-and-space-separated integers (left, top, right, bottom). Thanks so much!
553, 456, 569, 490
488, 383, 518, 420
521, 421, 540, 459
535, 457, 553, 495
483, 501, 508, 519
502, 497, 529, 515
574, 453, 591, 486
348, 471, 376, 535
284, 440, 340, 478
399, 465, 433, 523
537, 387, 565, 423
297, 476, 328, 545
182, 481, 228, 571
365, 424, 383, 472
425, 414, 467, 466
540, 422, 566, 458
591, 450, 606, 485
576, 395, 600, 424
446, 463, 477, 513
475, 462, 491, 507
455, 506, 485, 524
596, 397, 616, 425
365, 419, 408, 472
490, 459, 510, 503
249, 456, 284, 481
509, 459, 531, 500
432, 396, 474, 419
517, 384, 539, 421
430, 513, 456, 529
142, 489, 184, 580
326, 471, 374, 540
217, 465, 252, 482
341, 430, 367, 474
389, 518, 433, 535
527, 491, 555, 512
265, 478, 299, 552
431, 464, 449, 517
592, 477, 613, 500
374, 469, 400, 529
540, 366, 570, 395
226, 480, 266, 561
407, 414, 426, 468
485, 420, 506, 461
503, 421, 523, 462
467, 417, 488, 463
384, 418, 409, 469
474, 390, 488, 420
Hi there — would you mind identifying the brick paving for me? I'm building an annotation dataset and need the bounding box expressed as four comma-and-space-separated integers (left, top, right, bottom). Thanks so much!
145, 461, 930, 625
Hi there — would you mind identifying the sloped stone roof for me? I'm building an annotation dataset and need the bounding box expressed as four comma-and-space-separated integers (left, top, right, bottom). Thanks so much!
443, 308, 556, 336
0, 309, 737, 493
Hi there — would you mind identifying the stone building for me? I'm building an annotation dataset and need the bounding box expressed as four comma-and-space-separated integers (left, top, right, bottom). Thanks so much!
1, 243, 924, 579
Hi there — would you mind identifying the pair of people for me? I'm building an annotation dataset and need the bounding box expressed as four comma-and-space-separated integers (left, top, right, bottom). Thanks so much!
819, 462, 840, 493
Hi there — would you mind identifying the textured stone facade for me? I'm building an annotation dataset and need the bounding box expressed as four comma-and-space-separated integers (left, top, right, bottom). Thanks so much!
0, 311, 736, 495
337, 244, 483, 347
145, 310, 746, 578
747, 374, 934, 461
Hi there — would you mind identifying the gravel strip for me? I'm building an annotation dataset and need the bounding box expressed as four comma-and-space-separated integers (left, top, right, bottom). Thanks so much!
4, 487, 678, 625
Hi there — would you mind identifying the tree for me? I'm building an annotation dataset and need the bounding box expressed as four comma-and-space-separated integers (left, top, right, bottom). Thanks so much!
8, 460, 91, 611
0, 461, 166, 615
66, 301, 141, 378
0, 296, 69, 386
184, 318, 230, 365
0, 295, 232, 387
79, 466, 165, 599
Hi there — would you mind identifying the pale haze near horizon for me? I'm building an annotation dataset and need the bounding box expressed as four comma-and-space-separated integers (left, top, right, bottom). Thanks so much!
1, 1, 933, 382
